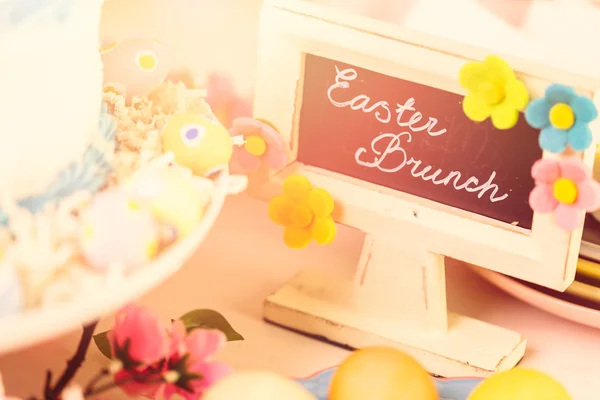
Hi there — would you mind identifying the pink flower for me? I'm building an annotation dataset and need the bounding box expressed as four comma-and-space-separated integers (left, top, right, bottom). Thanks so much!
162, 321, 232, 400
529, 157, 600, 230
206, 72, 252, 128
115, 321, 232, 400
229, 117, 289, 172
109, 304, 169, 367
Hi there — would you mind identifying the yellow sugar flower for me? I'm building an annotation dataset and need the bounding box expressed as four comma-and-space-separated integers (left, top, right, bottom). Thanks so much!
459, 55, 529, 130
268, 174, 336, 249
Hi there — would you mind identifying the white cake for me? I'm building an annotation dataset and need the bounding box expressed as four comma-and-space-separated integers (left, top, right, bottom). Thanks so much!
0, 0, 105, 201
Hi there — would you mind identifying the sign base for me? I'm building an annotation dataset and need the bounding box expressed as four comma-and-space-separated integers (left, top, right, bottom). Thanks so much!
264, 268, 526, 378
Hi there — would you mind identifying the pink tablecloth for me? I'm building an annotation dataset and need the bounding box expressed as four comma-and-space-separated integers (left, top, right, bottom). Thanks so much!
0, 194, 598, 399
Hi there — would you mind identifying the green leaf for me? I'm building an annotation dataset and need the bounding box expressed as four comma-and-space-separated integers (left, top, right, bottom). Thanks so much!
178, 309, 244, 341
93, 330, 113, 359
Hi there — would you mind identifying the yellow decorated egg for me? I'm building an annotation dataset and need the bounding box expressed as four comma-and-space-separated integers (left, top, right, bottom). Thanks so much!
329, 347, 438, 400
81, 190, 159, 271
161, 113, 233, 176
101, 38, 170, 100
128, 168, 207, 239
203, 371, 317, 400
468, 368, 571, 400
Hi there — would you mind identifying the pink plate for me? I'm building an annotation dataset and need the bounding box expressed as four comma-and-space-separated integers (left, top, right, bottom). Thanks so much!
473, 268, 600, 329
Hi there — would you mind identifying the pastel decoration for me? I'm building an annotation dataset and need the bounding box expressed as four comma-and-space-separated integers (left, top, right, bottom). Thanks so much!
229, 117, 289, 172
128, 168, 207, 240
529, 157, 600, 231
459, 55, 529, 130
268, 174, 336, 249
81, 190, 159, 271
206, 72, 253, 128
525, 84, 598, 153
161, 113, 233, 176
101, 38, 170, 100
0, 263, 24, 318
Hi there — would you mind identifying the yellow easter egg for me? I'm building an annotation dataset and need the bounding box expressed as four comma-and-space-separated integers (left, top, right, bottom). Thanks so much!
468, 368, 571, 400
161, 113, 233, 176
130, 168, 206, 238
329, 347, 438, 400
203, 371, 317, 400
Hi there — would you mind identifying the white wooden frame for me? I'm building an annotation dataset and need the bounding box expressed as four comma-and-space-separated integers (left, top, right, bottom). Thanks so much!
250, 0, 600, 377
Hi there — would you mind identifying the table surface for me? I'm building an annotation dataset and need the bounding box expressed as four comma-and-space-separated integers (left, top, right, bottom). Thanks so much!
0, 194, 598, 399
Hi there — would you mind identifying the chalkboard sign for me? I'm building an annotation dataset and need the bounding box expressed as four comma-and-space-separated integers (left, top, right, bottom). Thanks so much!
297, 53, 543, 229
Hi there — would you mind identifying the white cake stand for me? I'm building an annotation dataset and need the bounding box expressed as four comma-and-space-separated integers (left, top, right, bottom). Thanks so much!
0, 169, 247, 356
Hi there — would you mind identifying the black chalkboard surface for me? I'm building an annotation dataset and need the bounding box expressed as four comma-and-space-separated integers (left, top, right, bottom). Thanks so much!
296, 53, 542, 229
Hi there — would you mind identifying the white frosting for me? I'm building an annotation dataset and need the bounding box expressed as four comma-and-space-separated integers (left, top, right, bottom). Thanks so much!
0, 0, 104, 199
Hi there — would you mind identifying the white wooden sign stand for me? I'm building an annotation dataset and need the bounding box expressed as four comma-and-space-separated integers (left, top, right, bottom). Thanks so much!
264, 235, 527, 377
251, 0, 600, 377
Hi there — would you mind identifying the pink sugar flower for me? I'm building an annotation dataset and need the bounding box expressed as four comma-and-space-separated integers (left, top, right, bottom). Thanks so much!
529, 157, 600, 231
109, 304, 169, 367
229, 117, 289, 172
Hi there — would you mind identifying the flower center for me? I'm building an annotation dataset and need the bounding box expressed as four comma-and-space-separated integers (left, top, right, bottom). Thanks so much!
549, 103, 574, 130
244, 135, 266, 156
480, 81, 505, 104
290, 204, 313, 228
553, 178, 578, 204
137, 52, 158, 71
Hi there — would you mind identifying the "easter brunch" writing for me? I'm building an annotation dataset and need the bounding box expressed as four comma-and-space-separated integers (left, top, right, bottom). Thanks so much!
326, 66, 508, 203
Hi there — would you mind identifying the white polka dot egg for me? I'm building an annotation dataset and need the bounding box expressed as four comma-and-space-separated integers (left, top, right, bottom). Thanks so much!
203, 371, 317, 400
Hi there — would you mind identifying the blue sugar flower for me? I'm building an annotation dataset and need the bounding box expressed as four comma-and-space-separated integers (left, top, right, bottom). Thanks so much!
525, 84, 598, 154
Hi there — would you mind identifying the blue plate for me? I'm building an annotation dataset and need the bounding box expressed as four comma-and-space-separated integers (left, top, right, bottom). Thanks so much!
296, 367, 482, 400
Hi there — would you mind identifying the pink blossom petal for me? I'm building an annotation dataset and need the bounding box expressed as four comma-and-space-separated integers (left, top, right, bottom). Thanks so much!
531, 159, 560, 184
234, 148, 262, 171
529, 184, 558, 213
169, 320, 188, 356
115, 370, 165, 398
575, 179, 600, 211
109, 304, 168, 365
185, 329, 226, 363
188, 362, 234, 394
554, 203, 584, 231
560, 157, 590, 182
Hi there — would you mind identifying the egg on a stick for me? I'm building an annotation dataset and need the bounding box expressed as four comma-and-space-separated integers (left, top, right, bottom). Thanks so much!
161, 113, 233, 177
